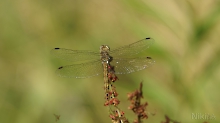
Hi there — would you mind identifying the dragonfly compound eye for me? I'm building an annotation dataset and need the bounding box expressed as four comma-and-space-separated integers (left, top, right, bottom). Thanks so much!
100, 45, 110, 51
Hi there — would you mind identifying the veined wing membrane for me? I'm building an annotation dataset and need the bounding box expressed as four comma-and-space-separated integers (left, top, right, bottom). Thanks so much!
110, 37, 154, 57
56, 60, 103, 78
110, 57, 155, 74
51, 48, 100, 62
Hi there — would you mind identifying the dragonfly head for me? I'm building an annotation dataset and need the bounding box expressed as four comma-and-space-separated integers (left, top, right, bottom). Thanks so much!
100, 45, 110, 52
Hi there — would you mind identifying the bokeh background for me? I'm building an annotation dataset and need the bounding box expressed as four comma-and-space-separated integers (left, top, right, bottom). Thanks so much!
1, 0, 220, 123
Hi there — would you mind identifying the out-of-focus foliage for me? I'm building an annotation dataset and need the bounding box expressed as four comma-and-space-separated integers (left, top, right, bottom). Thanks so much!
0, 0, 220, 123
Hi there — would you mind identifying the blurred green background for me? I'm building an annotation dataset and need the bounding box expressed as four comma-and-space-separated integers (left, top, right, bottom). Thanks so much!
1, 0, 220, 123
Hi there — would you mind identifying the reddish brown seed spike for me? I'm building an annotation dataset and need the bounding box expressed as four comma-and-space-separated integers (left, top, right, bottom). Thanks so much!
104, 101, 109, 106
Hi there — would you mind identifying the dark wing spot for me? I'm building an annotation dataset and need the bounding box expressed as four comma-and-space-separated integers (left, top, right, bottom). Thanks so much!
58, 66, 63, 69
54, 48, 60, 50
145, 37, 151, 40
146, 57, 152, 59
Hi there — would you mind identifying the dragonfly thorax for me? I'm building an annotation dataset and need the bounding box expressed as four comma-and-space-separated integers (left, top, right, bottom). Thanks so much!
100, 45, 112, 63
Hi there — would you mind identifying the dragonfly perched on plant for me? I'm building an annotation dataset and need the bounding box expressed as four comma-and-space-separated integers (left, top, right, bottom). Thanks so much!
51, 37, 155, 123
51, 37, 155, 79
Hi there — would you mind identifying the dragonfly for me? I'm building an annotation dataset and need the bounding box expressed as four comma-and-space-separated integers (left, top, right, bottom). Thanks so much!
51, 37, 155, 79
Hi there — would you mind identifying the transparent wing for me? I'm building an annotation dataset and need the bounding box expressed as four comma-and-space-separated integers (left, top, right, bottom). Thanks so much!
51, 48, 100, 62
110, 37, 154, 57
110, 57, 155, 74
55, 60, 103, 78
